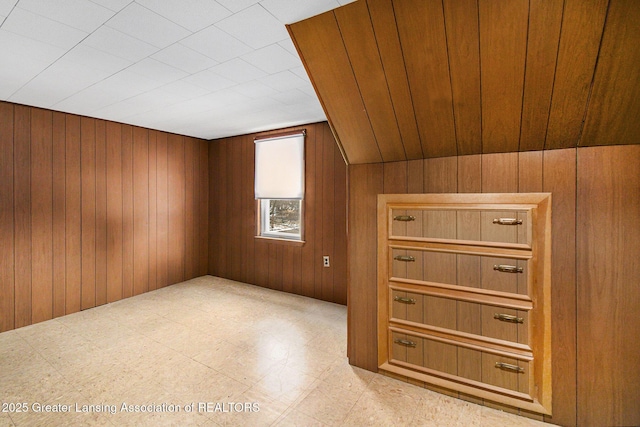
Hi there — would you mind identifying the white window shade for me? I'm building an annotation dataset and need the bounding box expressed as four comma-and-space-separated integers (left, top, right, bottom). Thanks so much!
254, 133, 305, 199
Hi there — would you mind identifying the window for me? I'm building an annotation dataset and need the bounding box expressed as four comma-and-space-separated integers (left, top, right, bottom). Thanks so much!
260, 199, 302, 240
254, 132, 305, 241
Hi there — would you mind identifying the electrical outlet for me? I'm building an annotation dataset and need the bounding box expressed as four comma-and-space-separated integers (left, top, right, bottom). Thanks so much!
323, 256, 330, 267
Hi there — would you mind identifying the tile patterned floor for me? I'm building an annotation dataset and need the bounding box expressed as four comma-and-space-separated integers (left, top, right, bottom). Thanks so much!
0, 276, 549, 426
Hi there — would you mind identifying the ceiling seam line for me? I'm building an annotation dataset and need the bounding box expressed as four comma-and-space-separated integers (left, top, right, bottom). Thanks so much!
517, 0, 532, 153
389, 0, 425, 159
440, 0, 460, 158
542, 0, 567, 151
576, 0, 613, 148
365, 0, 408, 160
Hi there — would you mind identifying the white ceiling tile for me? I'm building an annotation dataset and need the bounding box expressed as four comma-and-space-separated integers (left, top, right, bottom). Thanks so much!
290, 65, 310, 80
241, 43, 301, 74
126, 58, 188, 85
179, 25, 251, 63
0, 0, 17, 16
280, 101, 325, 119
259, 70, 306, 91
98, 69, 162, 95
105, 2, 191, 48
17, 0, 114, 33
0, 53, 49, 98
215, 4, 288, 49
136, 0, 231, 32
92, 89, 182, 121
3, 7, 87, 49
82, 26, 158, 62
278, 38, 298, 56
233, 81, 278, 99
0, 28, 66, 64
0, 0, 336, 140
54, 69, 160, 113
298, 82, 319, 98
216, 0, 258, 13
182, 69, 237, 92
87, 0, 132, 12
10, 59, 112, 106
209, 58, 266, 84
53, 86, 121, 114
10, 79, 78, 108
151, 44, 218, 74
260, 0, 341, 24
63, 44, 132, 75
191, 89, 251, 111
159, 79, 211, 101
271, 88, 314, 105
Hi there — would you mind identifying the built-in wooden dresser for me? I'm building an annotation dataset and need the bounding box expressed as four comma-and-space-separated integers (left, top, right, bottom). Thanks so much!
377, 193, 552, 415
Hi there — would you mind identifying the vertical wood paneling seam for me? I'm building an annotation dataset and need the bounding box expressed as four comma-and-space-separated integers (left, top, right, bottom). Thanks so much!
441, 0, 459, 157
389, 0, 425, 158
61, 115, 67, 316
517, 1, 532, 152
28, 108, 32, 322
93, 122, 97, 306
51, 112, 55, 317
183, 137, 187, 280
476, 1, 485, 153
364, 0, 408, 160
573, 147, 579, 424
147, 133, 150, 287
120, 128, 124, 298
333, 11, 384, 162
576, 0, 612, 147
79, 119, 83, 308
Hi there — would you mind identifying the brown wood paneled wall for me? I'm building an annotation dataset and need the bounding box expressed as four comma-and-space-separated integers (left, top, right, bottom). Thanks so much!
208, 122, 347, 305
0, 101, 209, 333
348, 146, 640, 427
576, 145, 640, 426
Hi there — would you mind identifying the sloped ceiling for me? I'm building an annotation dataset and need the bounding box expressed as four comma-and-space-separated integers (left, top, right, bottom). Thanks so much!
288, 0, 640, 164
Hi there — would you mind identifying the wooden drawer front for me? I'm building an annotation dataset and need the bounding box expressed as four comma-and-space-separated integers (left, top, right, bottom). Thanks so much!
391, 290, 529, 346
390, 209, 530, 247
390, 331, 530, 395
391, 249, 529, 296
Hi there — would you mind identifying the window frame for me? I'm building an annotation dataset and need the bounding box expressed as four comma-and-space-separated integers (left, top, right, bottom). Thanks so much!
258, 198, 304, 242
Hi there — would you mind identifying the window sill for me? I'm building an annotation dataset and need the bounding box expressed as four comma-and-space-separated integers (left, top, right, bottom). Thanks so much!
254, 236, 306, 247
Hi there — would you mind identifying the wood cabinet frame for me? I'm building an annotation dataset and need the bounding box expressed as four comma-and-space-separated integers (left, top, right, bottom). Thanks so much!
377, 193, 552, 415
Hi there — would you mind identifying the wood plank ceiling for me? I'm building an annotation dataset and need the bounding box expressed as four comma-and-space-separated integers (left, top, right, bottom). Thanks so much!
288, 0, 640, 164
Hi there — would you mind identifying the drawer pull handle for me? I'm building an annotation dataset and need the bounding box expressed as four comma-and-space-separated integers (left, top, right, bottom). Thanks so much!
495, 362, 525, 373
394, 339, 417, 348
493, 218, 523, 226
394, 255, 415, 262
394, 296, 416, 304
493, 264, 523, 274
394, 215, 416, 222
494, 313, 524, 324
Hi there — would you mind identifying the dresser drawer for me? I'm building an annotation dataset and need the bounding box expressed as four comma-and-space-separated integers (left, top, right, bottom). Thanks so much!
390, 331, 530, 395
390, 208, 530, 247
391, 248, 529, 296
391, 290, 529, 346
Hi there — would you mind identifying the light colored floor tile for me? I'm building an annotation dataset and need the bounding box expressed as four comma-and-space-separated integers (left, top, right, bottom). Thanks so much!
0, 275, 552, 426
274, 408, 329, 426
247, 364, 319, 405
292, 380, 361, 426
